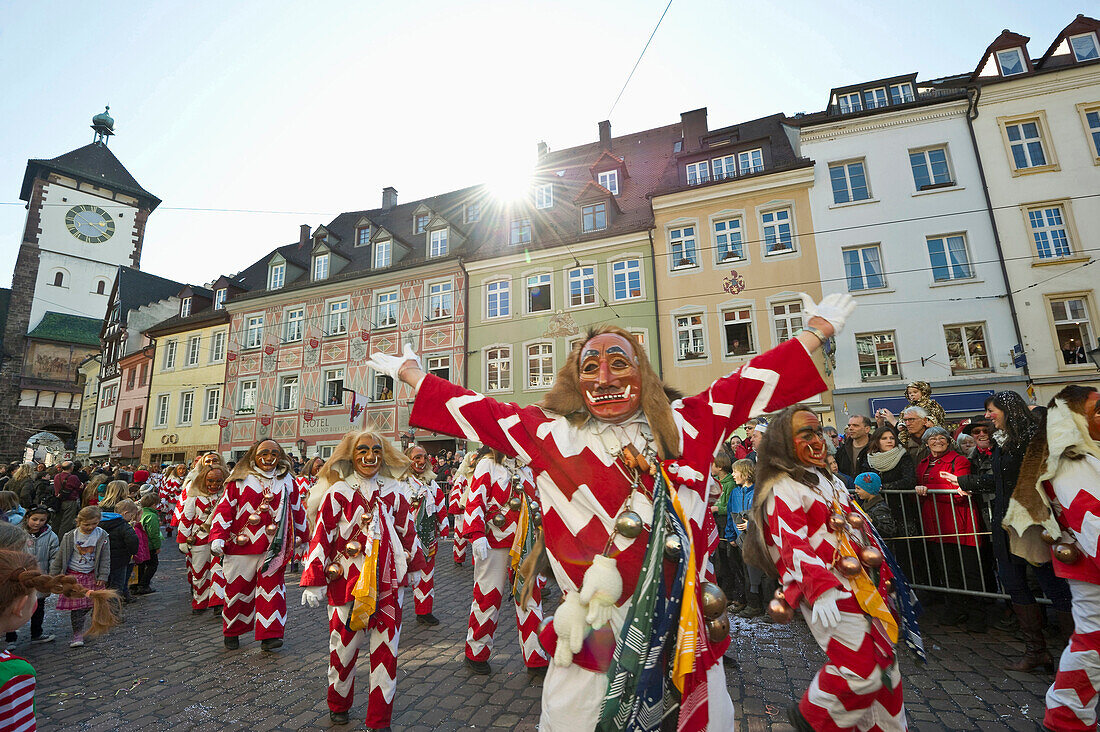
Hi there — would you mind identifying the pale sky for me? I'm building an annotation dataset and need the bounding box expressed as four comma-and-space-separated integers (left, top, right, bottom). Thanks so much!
0, 1, 1087, 286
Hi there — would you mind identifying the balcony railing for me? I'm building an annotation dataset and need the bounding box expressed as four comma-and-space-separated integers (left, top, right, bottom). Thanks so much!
823, 87, 967, 117
686, 165, 767, 187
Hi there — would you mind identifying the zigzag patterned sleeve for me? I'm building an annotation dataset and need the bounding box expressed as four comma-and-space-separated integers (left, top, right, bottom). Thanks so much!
178, 495, 197, 544
290, 481, 309, 545
300, 489, 341, 588
766, 480, 843, 606
394, 491, 425, 572
1054, 456, 1100, 571
462, 462, 491, 544
209, 481, 239, 544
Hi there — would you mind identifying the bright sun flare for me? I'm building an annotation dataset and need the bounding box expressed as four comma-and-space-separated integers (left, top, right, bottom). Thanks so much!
485, 160, 534, 203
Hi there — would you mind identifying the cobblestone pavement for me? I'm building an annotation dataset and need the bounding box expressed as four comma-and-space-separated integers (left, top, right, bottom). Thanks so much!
16, 544, 1055, 731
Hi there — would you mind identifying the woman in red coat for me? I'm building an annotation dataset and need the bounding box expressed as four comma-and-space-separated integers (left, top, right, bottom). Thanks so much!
915, 426, 988, 631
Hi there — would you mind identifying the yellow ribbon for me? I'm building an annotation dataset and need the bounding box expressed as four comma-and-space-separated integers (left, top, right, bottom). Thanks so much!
509, 497, 530, 573
670, 483, 698, 694
349, 531, 381, 632
836, 502, 898, 644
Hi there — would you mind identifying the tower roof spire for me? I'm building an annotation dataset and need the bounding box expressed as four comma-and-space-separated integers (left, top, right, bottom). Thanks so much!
91, 105, 115, 145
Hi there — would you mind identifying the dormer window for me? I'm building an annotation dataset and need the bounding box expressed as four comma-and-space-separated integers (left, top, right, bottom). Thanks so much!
356, 226, 371, 247
314, 253, 330, 281
511, 218, 532, 245
863, 88, 888, 109
1070, 33, 1100, 61
429, 228, 449, 257
582, 203, 606, 233
889, 83, 915, 105
597, 170, 619, 196
415, 214, 430, 234
269, 262, 286, 290
738, 149, 764, 175
837, 92, 862, 114
996, 48, 1027, 76
374, 239, 391, 268
214, 288, 226, 310
535, 184, 553, 209
180, 297, 192, 318
465, 202, 481, 223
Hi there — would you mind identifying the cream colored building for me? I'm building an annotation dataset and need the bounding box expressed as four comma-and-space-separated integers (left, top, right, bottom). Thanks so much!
75, 355, 101, 458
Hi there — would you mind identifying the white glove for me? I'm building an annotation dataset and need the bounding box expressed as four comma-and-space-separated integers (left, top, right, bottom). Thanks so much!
472, 536, 490, 562
367, 343, 422, 381
301, 587, 325, 608
210, 539, 225, 556
552, 591, 588, 667
579, 555, 622, 629
801, 293, 856, 336
810, 587, 844, 629
406, 571, 421, 588
178, 542, 191, 555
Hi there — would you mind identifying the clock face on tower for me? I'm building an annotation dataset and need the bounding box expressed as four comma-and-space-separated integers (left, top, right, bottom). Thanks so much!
64, 204, 115, 243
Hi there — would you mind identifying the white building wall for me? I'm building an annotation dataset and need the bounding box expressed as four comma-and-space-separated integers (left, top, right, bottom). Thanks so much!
799, 100, 1026, 415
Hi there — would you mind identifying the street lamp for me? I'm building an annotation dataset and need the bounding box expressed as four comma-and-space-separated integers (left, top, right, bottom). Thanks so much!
296, 438, 307, 459
129, 425, 142, 465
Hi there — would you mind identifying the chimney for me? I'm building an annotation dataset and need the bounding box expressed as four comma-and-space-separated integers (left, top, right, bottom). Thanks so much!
382, 186, 398, 210
537, 140, 548, 159
598, 120, 612, 151
680, 108, 708, 152
299, 224, 310, 249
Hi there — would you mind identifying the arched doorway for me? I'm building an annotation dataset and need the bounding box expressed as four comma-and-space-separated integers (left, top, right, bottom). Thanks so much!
25, 431, 66, 466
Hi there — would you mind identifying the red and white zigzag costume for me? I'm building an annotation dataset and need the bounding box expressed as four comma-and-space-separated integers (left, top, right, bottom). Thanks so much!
410, 336, 825, 730
300, 474, 424, 729
450, 473, 469, 564
161, 473, 183, 525
172, 468, 200, 528
210, 472, 308, 640
462, 460, 547, 669
401, 472, 446, 616
763, 470, 906, 732
177, 489, 226, 610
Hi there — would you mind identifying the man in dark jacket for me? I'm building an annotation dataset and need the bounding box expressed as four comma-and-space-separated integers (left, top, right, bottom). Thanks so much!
52, 461, 83, 537
100, 501, 139, 602
836, 415, 873, 477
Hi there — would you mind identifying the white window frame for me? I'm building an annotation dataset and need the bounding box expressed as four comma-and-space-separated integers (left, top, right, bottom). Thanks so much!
375, 290, 398, 328
889, 82, 915, 105
926, 234, 975, 282
277, 374, 300, 412
202, 387, 221, 423
737, 148, 764, 175
178, 390, 195, 425
669, 226, 699, 270
611, 258, 643, 301
268, 262, 285, 290
162, 340, 177, 370
943, 323, 992, 374
429, 228, 449, 258
485, 345, 512, 393
1027, 205, 1074, 260
675, 313, 707, 361
713, 217, 745, 263
996, 48, 1027, 76
371, 370, 395, 401
210, 330, 227, 363
426, 355, 451, 381
525, 273, 552, 314
313, 253, 330, 281
843, 244, 887, 292
324, 368, 345, 406
712, 155, 736, 180
510, 218, 532, 245
327, 299, 349, 336
238, 379, 257, 413
186, 335, 201, 367
829, 159, 871, 204
244, 315, 264, 349
597, 170, 619, 196
427, 280, 453, 320
686, 161, 709, 185
535, 184, 554, 209
214, 288, 226, 310
374, 239, 391, 269
284, 307, 304, 342
837, 92, 862, 114
180, 297, 191, 318
1049, 295, 1096, 368
863, 87, 888, 109
486, 279, 511, 319
525, 342, 555, 390
855, 331, 900, 381
1005, 119, 1049, 170
568, 266, 597, 308
155, 394, 170, 427
771, 299, 804, 344
761, 207, 795, 256
909, 146, 954, 190
1070, 32, 1100, 62
720, 306, 757, 358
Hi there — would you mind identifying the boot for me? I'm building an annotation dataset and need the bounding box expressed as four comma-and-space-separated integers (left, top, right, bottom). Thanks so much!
737, 592, 762, 618
1006, 604, 1054, 673
787, 704, 814, 732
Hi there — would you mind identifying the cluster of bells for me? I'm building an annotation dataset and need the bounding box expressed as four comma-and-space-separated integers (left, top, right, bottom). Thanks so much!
324, 510, 377, 581
488, 473, 542, 529
700, 582, 731, 642
231, 492, 279, 546
1042, 529, 1082, 564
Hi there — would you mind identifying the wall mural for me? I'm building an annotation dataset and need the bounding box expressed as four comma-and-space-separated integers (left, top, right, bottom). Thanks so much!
23, 341, 98, 383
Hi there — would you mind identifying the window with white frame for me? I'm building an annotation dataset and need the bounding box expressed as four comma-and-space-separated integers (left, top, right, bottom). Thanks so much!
1028, 205, 1073, 259
670, 226, 698, 268
997, 48, 1027, 76
284, 307, 304, 342
428, 281, 453, 319
527, 273, 551, 313
1006, 120, 1048, 169
568, 266, 596, 307
429, 228, 448, 257
712, 155, 736, 179
415, 214, 430, 234
1070, 33, 1100, 61
374, 239, 391, 268
324, 369, 344, 406
486, 347, 511, 392
245, 315, 264, 349
155, 394, 170, 427
856, 332, 899, 380
486, 279, 510, 319
1051, 297, 1094, 365
527, 343, 554, 388
863, 88, 887, 109
318, 445, 336, 460
376, 291, 398, 327
327, 300, 349, 335
772, 301, 804, 343
837, 92, 862, 113
1085, 108, 1100, 157
676, 314, 706, 360
210, 330, 227, 362
313, 253, 330, 281
278, 375, 299, 411
686, 161, 709, 185
910, 147, 953, 189
238, 379, 257, 412
214, 288, 226, 310
738, 148, 764, 174
926, 234, 974, 281
186, 335, 201, 366
178, 391, 194, 425
761, 208, 794, 254
889, 82, 915, 104
427, 355, 451, 381
843, 245, 885, 291
95, 422, 112, 443
612, 259, 642, 300
373, 373, 394, 401
714, 218, 744, 262
357, 226, 371, 247
722, 309, 755, 356
465, 201, 480, 223
598, 170, 619, 196
162, 340, 177, 369
180, 297, 191, 318
582, 203, 607, 233
535, 184, 553, 209
629, 330, 646, 348
203, 387, 221, 422
269, 262, 285, 290
511, 218, 532, 245
829, 160, 870, 203
944, 323, 991, 373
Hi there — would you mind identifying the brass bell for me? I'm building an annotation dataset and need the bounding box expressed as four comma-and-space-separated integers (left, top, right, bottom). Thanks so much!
511, 473, 523, 488
491, 513, 508, 528
836, 555, 863, 577
507, 495, 524, 512
360, 513, 372, 528
846, 512, 866, 531
615, 510, 644, 539
233, 534, 250, 546
1040, 529, 1059, 546
828, 514, 847, 532
705, 613, 730, 642
767, 598, 795, 624
345, 540, 363, 558
700, 582, 728, 620
664, 534, 683, 561
530, 513, 542, 528
264, 523, 278, 536
247, 512, 263, 526
538, 615, 554, 635
185, 537, 195, 546
881, 578, 895, 594
324, 563, 342, 581
1054, 542, 1081, 564
773, 588, 786, 602
528, 500, 539, 513
859, 545, 884, 569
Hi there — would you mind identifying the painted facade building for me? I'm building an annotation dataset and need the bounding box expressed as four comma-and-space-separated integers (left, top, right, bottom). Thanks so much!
75, 355, 101, 458
113, 349, 153, 463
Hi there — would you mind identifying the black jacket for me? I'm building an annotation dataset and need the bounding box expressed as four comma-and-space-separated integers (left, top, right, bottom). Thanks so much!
100, 515, 139, 570
836, 440, 869, 479
856, 452, 917, 494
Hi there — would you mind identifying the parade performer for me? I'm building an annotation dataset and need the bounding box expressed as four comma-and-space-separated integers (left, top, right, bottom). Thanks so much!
177, 463, 228, 614
460, 449, 548, 676
174, 453, 225, 528
209, 440, 307, 651
449, 452, 477, 566
1005, 385, 1100, 732
367, 292, 855, 731
400, 444, 444, 626
161, 464, 186, 526
747, 405, 909, 732
299, 430, 425, 729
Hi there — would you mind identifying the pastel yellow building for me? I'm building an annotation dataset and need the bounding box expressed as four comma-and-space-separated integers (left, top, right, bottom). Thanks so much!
651, 110, 835, 424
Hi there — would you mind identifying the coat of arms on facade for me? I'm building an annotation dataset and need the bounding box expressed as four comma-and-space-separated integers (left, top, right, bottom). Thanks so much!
722, 269, 746, 295
543, 310, 580, 338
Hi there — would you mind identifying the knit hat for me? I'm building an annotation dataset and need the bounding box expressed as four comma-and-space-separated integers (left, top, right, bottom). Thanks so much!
133, 469, 149, 484
753, 424, 767, 435
854, 472, 882, 495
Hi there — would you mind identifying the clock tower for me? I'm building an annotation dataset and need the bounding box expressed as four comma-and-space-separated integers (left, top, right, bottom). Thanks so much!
0, 107, 161, 460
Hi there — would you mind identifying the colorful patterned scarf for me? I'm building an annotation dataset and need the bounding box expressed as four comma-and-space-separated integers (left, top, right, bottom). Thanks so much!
863, 508, 926, 663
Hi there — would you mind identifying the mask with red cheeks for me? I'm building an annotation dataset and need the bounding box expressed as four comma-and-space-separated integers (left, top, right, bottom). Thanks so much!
255, 441, 281, 471
202, 453, 218, 467
205, 469, 225, 492
792, 411, 828, 468
1085, 392, 1100, 441
354, 437, 383, 478
578, 334, 642, 424
408, 448, 428, 474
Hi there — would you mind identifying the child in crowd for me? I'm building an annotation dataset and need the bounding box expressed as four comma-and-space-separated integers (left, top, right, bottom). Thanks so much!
127, 500, 150, 597
0, 492, 25, 525
853, 472, 898, 538
50, 506, 112, 647
99, 501, 138, 602
727, 459, 763, 618
134, 494, 161, 595
22, 508, 58, 644
97, 480, 128, 512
